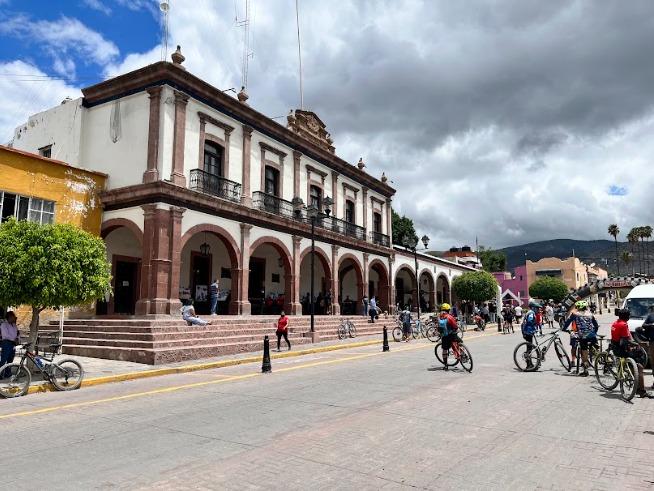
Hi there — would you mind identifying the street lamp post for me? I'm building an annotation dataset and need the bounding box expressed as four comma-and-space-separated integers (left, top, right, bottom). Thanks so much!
301, 196, 333, 334
403, 234, 430, 318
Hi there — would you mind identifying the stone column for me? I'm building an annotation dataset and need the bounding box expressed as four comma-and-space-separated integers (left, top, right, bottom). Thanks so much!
293, 150, 302, 198
136, 204, 185, 315
388, 254, 396, 314
385, 198, 393, 243
241, 125, 253, 206
331, 171, 338, 217
236, 224, 252, 315
143, 86, 162, 183
362, 188, 368, 236
170, 90, 189, 186
363, 253, 370, 299
291, 236, 302, 315
331, 244, 341, 315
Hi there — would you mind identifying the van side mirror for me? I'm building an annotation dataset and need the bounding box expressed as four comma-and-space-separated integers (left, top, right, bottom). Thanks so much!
614, 308, 620, 316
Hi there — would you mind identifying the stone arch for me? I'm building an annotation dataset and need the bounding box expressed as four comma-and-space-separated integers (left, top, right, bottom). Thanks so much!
101, 218, 143, 247
369, 258, 390, 312
418, 268, 436, 312
436, 273, 451, 306
338, 253, 365, 314
179, 224, 241, 315
299, 246, 333, 315
249, 236, 293, 314
394, 264, 417, 311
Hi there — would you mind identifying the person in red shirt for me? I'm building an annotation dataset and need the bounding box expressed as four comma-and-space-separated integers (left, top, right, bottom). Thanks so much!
611, 309, 651, 398
438, 303, 460, 371
275, 311, 291, 351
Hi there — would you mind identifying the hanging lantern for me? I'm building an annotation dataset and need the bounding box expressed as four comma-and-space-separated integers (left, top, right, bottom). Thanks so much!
199, 232, 211, 256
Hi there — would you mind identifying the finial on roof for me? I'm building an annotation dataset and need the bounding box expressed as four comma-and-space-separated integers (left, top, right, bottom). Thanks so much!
287, 109, 296, 127
357, 157, 365, 170
237, 86, 249, 104
171, 45, 185, 69
381, 172, 388, 183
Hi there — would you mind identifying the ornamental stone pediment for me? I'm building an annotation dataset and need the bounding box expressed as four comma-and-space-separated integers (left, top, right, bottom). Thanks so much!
287, 109, 335, 154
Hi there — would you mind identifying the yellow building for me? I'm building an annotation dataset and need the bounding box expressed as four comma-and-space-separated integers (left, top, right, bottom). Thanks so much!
526, 256, 608, 291
0, 145, 106, 233
0, 145, 107, 327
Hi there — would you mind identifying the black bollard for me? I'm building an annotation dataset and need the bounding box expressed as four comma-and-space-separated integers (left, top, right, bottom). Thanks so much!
382, 325, 390, 352
262, 335, 272, 373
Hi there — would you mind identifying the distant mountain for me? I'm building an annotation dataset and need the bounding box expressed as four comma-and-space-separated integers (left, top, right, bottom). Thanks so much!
498, 239, 648, 275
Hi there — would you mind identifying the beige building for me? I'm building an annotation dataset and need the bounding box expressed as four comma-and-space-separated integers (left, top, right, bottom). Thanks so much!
526, 257, 608, 291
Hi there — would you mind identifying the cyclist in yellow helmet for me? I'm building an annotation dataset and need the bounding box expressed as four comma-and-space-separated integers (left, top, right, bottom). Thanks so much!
564, 300, 599, 377
438, 303, 460, 370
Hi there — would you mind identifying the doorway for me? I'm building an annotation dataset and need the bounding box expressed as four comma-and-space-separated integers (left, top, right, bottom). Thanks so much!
191, 252, 212, 314
248, 257, 266, 314
113, 257, 140, 314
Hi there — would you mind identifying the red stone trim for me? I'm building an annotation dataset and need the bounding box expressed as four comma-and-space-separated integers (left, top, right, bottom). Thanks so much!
342, 182, 359, 194
198, 111, 234, 134
306, 164, 328, 180
293, 151, 301, 198
101, 218, 144, 246
395, 263, 417, 279
241, 125, 253, 206
259, 142, 287, 159
171, 90, 189, 186
337, 252, 365, 304
180, 223, 241, 269
201, 132, 230, 180
143, 86, 162, 183
299, 246, 333, 276
249, 236, 294, 314
371, 196, 385, 206
80, 62, 395, 197
260, 143, 285, 198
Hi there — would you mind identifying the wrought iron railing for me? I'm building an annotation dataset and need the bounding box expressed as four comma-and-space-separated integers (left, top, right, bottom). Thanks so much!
252, 192, 297, 219
190, 169, 241, 202
369, 230, 391, 247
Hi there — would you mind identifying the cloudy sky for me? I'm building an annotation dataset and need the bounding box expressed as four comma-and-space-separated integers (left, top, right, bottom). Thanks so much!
1, 0, 653, 249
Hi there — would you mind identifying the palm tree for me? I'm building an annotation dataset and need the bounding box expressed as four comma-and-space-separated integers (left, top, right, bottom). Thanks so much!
637, 226, 647, 276
628, 229, 639, 275
608, 224, 620, 275
621, 251, 634, 275
643, 225, 652, 277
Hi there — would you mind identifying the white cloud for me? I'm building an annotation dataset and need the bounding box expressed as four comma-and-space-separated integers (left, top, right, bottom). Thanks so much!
0, 61, 81, 144
82, 0, 112, 15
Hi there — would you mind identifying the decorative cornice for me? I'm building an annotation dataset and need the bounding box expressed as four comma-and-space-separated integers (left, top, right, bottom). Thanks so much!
259, 142, 287, 159
80, 62, 395, 197
198, 111, 234, 135
371, 196, 385, 205
306, 164, 328, 179
342, 182, 359, 194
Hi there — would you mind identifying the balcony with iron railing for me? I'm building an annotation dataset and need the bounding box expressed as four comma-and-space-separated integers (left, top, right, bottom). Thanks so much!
369, 230, 390, 247
190, 169, 241, 202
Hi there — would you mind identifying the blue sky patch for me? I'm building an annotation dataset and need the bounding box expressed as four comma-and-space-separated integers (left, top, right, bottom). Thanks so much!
607, 185, 628, 196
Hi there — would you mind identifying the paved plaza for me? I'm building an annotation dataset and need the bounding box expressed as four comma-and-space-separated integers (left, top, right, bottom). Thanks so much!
1, 314, 654, 490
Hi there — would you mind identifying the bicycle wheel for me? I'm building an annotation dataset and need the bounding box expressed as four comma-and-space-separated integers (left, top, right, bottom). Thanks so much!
348, 321, 356, 338
620, 358, 639, 402
338, 323, 346, 340
425, 325, 439, 343
434, 343, 459, 366
0, 364, 31, 398
594, 352, 618, 390
458, 344, 473, 372
50, 359, 84, 391
554, 340, 572, 372
513, 342, 541, 372
392, 326, 403, 342
412, 324, 420, 339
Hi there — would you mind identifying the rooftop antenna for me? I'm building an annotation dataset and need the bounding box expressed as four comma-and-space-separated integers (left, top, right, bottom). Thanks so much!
236, 0, 253, 89
160, 0, 170, 62
295, 0, 304, 109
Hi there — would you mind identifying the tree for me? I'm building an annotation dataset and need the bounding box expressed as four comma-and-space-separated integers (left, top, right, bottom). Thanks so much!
528, 276, 568, 303
478, 246, 507, 272
621, 251, 634, 275
608, 224, 620, 275
628, 228, 640, 275
452, 271, 498, 304
391, 209, 417, 247
0, 219, 112, 342
643, 225, 652, 277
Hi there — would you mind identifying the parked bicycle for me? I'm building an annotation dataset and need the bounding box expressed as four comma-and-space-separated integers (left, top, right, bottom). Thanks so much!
0, 340, 84, 398
337, 319, 356, 339
434, 336, 473, 372
595, 349, 639, 402
513, 328, 571, 372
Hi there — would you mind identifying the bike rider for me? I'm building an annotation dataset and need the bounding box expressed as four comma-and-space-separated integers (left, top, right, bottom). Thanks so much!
438, 303, 460, 371
521, 301, 540, 369
612, 308, 651, 398
564, 300, 598, 377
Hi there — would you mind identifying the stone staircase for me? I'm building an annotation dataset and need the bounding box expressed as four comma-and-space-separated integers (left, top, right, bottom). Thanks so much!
42, 315, 390, 365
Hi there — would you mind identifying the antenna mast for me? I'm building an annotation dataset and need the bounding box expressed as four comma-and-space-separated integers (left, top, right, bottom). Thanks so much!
295, 0, 304, 109
160, 1, 170, 61
236, 0, 253, 89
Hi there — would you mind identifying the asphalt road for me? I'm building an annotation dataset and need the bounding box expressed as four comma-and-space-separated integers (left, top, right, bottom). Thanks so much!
1, 314, 653, 490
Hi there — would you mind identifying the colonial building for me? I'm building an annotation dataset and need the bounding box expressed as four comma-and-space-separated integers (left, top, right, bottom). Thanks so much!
12, 47, 470, 323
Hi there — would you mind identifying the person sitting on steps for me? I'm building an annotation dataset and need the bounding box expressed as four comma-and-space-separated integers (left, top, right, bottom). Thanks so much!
181, 299, 211, 326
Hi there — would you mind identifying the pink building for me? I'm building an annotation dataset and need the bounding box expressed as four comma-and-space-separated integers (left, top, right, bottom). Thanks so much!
493, 265, 529, 306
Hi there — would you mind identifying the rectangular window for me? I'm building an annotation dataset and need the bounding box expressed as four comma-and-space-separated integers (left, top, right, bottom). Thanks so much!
203, 142, 223, 177
373, 212, 382, 233
265, 166, 280, 196
38, 145, 52, 158
345, 200, 355, 224
310, 185, 322, 209
0, 191, 55, 224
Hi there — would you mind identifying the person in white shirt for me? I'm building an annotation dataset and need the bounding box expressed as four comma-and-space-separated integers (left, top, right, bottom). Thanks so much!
514, 305, 523, 324
1, 311, 19, 377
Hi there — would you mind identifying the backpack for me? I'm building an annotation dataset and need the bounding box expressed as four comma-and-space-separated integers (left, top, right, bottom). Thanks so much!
575, 315, 596, 339
438, 318, 450, 337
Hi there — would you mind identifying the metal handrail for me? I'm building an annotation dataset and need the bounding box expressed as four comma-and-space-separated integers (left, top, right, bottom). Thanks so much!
190, 169, 241, 202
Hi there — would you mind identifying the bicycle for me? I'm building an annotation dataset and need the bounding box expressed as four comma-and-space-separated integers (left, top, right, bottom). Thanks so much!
502, 317, 515, 334
513, 328, 571, 372
424, 318, 440, 343
594, 349, 639, 402
337, 319, 356, 339
434, 333, 473, 372
0, 340, 84, 398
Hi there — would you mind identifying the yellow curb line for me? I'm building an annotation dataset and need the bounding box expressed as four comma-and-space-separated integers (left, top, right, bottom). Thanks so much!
24, 329, 502, 396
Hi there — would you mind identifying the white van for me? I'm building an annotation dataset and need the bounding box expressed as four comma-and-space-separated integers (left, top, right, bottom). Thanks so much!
619, 284, 654, 330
